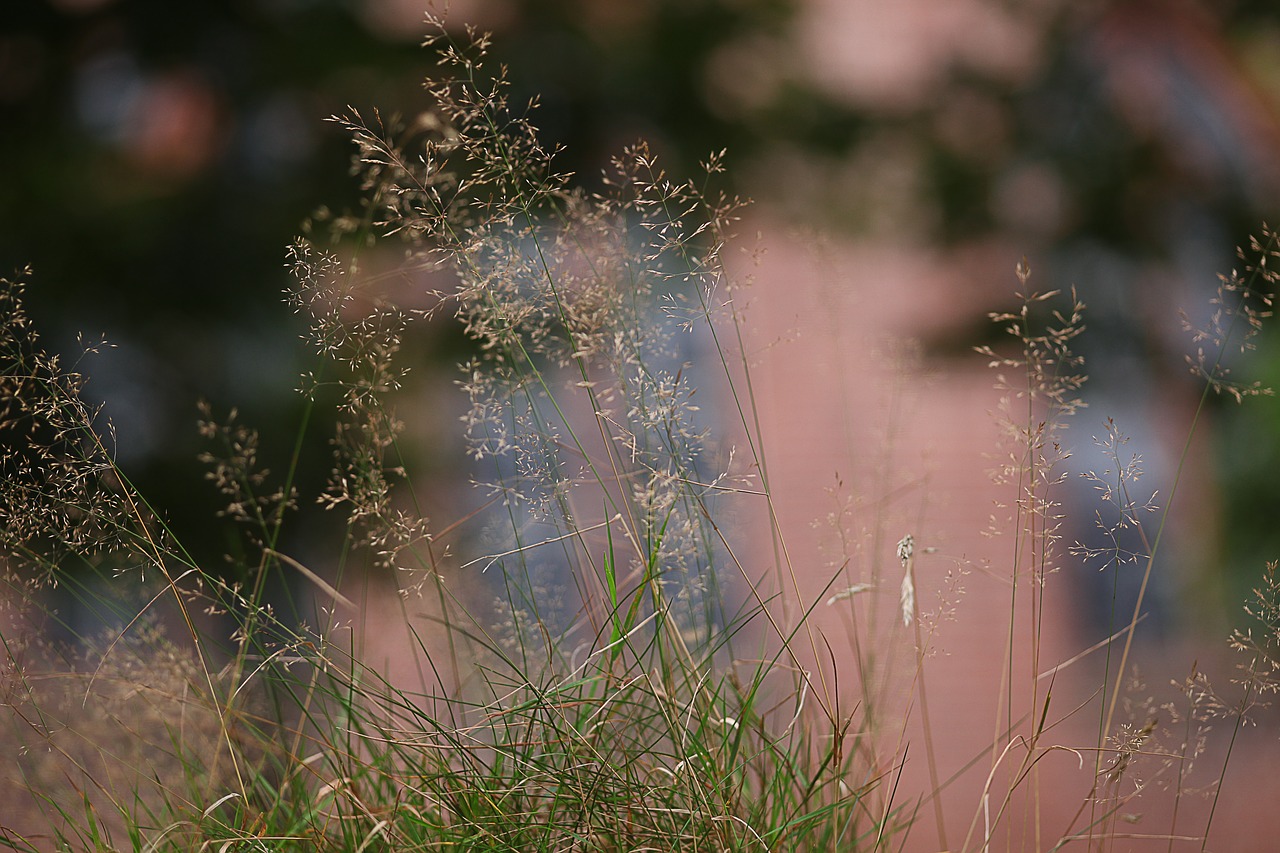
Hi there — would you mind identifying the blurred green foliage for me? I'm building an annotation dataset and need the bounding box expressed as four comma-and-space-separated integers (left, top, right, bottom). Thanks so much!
3, 0, 1280, 616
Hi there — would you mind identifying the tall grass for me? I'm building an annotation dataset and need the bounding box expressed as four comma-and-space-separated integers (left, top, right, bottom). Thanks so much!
1, 22, 1277, 852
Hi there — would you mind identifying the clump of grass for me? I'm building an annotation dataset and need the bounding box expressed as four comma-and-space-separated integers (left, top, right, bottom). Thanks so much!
1, 20, 1278, 852
0, 23, 864, 851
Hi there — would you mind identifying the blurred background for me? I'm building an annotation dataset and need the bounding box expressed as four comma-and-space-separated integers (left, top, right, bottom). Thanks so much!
6, 0, 1280, 846
4, 0, 1280, 663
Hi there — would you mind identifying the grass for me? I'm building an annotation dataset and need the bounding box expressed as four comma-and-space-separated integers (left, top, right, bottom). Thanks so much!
1, 21, 1278, 852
